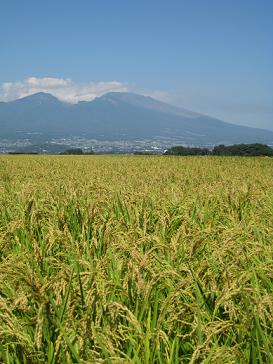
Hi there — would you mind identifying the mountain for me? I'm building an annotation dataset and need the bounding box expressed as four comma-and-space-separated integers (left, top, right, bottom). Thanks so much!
0, 92, 273, 147
10, 92, 61, 105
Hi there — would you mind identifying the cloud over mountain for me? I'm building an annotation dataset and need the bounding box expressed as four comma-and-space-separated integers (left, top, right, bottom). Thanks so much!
0, 77, 128, 103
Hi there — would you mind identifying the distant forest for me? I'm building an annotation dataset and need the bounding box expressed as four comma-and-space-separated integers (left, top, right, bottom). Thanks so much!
62, 143, 273, 156
164, 144, 273, 157
7, 143, 273, 156
60, 148, 94, 155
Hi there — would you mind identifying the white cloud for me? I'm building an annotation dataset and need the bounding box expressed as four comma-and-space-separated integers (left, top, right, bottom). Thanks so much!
0, 77, 129, 103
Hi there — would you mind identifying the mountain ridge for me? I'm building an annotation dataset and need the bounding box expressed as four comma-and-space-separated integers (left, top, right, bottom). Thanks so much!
0, 92, 272, 148
10, 92, 61, 105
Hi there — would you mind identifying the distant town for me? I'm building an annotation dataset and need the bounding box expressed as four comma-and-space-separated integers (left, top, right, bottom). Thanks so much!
0, 136, 217, 154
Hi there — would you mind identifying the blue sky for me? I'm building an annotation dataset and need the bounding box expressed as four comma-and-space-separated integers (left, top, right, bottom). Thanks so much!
0, 0, 272, 130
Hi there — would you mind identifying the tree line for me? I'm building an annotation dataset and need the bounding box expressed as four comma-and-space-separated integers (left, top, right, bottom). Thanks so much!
62, 144, 273, 156
10, 144, 272, 156
60, 148, 94, 155
164, 144, 273, 156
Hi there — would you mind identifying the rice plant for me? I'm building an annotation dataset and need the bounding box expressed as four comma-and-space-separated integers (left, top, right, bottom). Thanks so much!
0, 155, 272, 363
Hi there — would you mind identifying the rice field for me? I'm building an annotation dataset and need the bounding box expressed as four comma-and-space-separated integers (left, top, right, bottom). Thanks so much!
0, 155, 272, 363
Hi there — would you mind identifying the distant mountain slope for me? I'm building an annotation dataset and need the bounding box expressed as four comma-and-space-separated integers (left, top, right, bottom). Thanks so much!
0, 91, 272, 145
